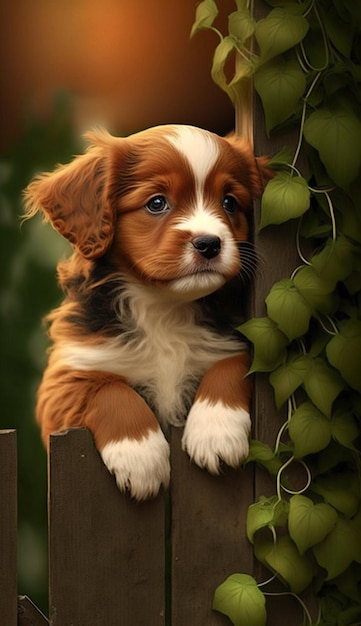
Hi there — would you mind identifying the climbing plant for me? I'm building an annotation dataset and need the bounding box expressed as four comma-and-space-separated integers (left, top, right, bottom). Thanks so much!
191, 1, 361, 624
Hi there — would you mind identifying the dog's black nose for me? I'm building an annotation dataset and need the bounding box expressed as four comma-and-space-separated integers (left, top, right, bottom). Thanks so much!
192, 236, 221, 259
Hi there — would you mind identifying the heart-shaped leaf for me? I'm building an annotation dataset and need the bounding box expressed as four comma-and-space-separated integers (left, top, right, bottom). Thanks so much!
331, 410, 359, 449
190, 0, 218, 38
311, 236, 355, 286
288, 402, 331, 458
266, 278, 312, 340
254, 535, 313, 593
255, 57, 306, 134
255, 8, 309, 63
260, 172, 311, 228
211, 36, 237, 99
303, 106, 361, 188
313, 517, 361, 579
288, 495, 337, 554
326, 320, 361, 393
213, 574, 267, 626
238, 317, 289, 372
303, 358, 344, 416
270, 354, 311, 408
312, 473, 360, 518
228, 9, 256, 45
247, 496, 289, 543
246, 440, 283, 475
293, 266, 338, 315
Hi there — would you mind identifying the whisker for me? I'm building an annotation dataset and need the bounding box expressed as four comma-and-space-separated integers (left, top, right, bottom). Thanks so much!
238, 241, 263, 284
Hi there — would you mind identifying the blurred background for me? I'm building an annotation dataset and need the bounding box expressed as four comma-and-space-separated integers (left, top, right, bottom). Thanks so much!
0, 0, 236, 613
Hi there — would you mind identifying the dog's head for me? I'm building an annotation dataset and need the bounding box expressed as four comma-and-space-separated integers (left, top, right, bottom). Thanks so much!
24, 125, 272, 300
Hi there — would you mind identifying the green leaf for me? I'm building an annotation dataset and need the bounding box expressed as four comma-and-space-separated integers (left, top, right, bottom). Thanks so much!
293, 266, 338, 316
289, 402, 331, 458
313, 517, 361, 580
303, 358, 344, 417
213, 574, 267, 626
303, 107, 361, 188
338, 192, 361, 245
228, 9, 256, 45
211, 36, 237, 100
247, 496, 289, 543
323, 8, 353, 57
260, 172, 310, 229
312, 473, 360, 518
255, 8, 309, 62
288, 495, 337, 555
254, 535, 313, 593
246, 440, 283, 475
331, 410, 359, 450
266, 278, 312, 341
270, 355, 311, 408
190, 0, 218, 38
311, 236, 355, 286
254, 57, 306, 134
326, 320, 361, 393
238, 317, 289, 372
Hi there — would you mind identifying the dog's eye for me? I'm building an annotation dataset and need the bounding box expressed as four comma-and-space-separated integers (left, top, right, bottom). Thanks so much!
145, 195, 169, 214
222, 195, 238, 214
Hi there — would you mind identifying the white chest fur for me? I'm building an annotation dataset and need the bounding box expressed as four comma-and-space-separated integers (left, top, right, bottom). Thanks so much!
56, 283, 243, 427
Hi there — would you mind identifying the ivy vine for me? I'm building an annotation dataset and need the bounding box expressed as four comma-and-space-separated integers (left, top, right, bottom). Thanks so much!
191, 1, 361, 624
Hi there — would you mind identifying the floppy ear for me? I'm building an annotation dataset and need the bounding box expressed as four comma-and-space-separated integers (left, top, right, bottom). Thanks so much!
224, 134, 275, 198
24, 131, 117, 259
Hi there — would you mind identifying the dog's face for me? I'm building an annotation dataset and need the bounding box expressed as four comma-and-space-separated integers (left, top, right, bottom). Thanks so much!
25, 125, 271, 300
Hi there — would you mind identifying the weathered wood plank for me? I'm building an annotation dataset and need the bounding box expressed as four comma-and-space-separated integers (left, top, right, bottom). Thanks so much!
48, 428, 165, 626
0, 429, 17, 626
170, 427, 254, 625
18, 595, 49, 625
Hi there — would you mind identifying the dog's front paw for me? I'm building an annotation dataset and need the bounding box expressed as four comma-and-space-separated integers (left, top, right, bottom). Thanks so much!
101, 428, 170, 500
182, 399, 251, 474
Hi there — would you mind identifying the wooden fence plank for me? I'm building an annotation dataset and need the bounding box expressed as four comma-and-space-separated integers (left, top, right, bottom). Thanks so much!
18, 595, 49, 625
170, 427, 254, 625
0, 429, 17, 626
48, 428, 165, 626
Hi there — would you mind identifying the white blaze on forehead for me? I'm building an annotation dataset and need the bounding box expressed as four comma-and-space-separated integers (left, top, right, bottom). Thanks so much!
167, 126, 220, 191
174, 205, 229, 237
167, 126, 226, 237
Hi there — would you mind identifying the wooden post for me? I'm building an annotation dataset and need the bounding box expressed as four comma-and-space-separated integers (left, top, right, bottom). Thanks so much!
48, 428, 165, 625
235, 0, 254, 144
0, 429, 17, 626
170, 429, 254, 625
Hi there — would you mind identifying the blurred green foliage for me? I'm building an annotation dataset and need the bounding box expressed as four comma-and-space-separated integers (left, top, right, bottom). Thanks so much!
0, 95, 78, 613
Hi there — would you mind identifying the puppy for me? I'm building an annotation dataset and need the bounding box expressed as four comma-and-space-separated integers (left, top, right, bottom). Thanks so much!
24, 124, 271, 500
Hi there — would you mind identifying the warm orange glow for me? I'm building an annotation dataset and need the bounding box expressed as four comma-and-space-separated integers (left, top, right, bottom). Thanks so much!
0, 0, 235, 149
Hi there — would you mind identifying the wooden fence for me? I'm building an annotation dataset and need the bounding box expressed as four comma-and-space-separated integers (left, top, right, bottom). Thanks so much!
2, 426, 258, 625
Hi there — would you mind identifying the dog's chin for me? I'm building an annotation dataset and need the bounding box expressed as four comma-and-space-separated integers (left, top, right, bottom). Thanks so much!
165, 271, 227, 301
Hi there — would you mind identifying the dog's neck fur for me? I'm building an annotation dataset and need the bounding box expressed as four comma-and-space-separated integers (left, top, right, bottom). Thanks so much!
54, 276, 243, 428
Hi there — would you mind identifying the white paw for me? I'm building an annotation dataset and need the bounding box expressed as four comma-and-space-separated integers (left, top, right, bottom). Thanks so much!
101, 428, 170, 500
182, 399, 251, 474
